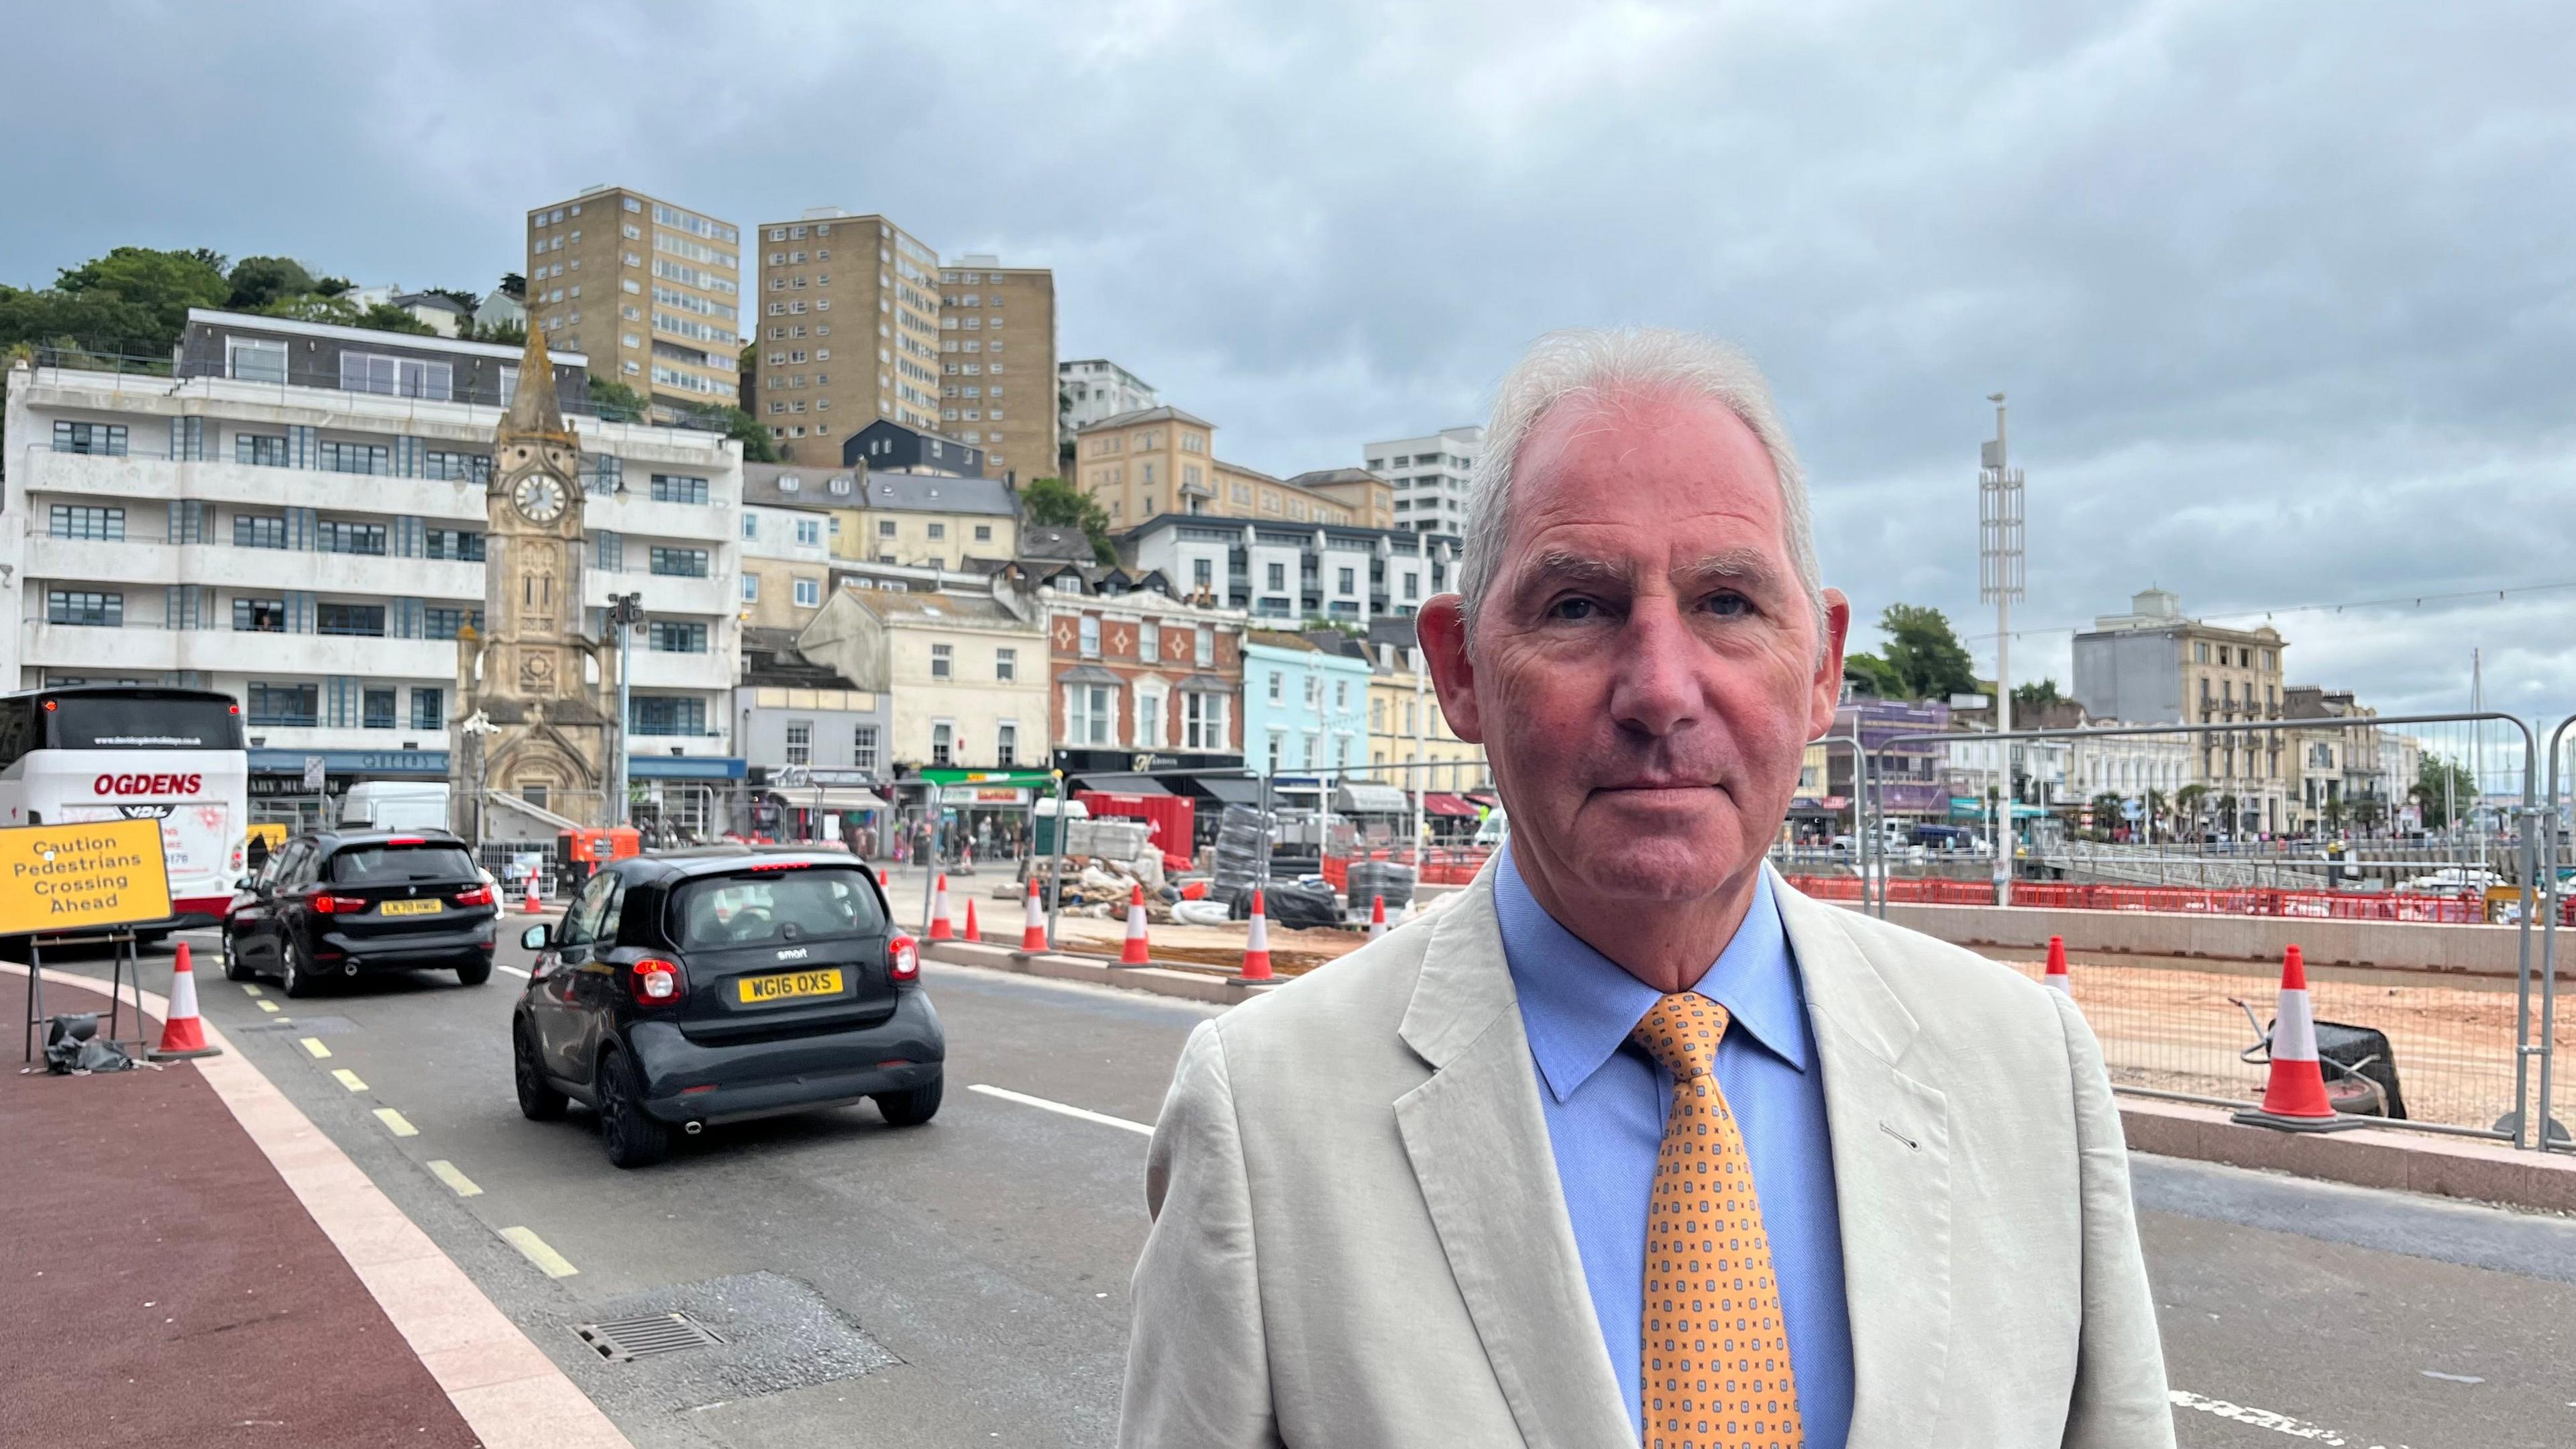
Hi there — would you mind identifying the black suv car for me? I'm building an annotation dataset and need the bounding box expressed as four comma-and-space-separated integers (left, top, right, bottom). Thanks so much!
224, 828, 499, 995
513, 847, 943, 1168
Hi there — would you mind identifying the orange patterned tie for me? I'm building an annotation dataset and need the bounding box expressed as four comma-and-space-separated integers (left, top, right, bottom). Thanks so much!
1631, 993, 1803, 1449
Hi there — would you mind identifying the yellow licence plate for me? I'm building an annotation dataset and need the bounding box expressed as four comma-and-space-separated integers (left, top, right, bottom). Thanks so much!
378, 899, 444, 917
737, 968, 844, 1006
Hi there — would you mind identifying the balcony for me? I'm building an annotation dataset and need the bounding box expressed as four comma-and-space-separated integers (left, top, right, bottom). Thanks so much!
586, 566, 728, 619
23, 622, 461, 680
28, 536, 483, 601
584, 492, 731, 543
623, 646, 735, 692
19, 449, 488, 523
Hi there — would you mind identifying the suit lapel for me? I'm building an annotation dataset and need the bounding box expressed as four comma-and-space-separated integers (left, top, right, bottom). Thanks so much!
1773, 875, 1955, 1448
1393, 867, 1635, 1449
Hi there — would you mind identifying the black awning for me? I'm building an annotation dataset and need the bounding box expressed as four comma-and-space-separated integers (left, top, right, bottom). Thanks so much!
1183, 775, 1264, 806
1068, 773, 1173, 795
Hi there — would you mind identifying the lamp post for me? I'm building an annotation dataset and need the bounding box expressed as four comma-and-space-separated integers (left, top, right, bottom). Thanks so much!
606, 591, 646, 827
1979, 392, 2025, 907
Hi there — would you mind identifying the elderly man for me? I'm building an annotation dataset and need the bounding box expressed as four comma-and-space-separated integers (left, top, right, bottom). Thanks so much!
1120, 329, 2173, 1449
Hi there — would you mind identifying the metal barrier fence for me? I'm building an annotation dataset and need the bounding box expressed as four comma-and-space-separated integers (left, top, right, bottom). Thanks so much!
1855, 710, 2549, 1147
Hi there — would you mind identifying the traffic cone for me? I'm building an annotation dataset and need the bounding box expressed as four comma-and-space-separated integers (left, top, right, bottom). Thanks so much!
879, 867, 890, 888
523, 873, 543, 915
962, 897, 982, 943
2233, 945, 2360, 1133
2043, 936, 2070, 993
1240, 889, 1273, 981
1121, 884, 1152, 965
1369, 895, 1389, 939
929, 873, 955, 941
1020, 877, 1049, 951
150, 942, 220, 1061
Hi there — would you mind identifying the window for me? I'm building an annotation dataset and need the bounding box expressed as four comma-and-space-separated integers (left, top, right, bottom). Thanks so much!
974, 525, 992, 543
52, 421, 127, 455
930, 643, 952, 680
631, 697, 707, 736
1338, 567, 1356, 594
412, 688, 443, 731
1305, 676, 1321, 708
338, 352, 451, 400
1336, 680, 1350, 709
2195, 642, 2210, 663
1266, 561, 1286, 590
423, 606, 476, 639
235, 433, 289, 467
878, 520, 897, 537
794, 578, 822, 608
1136, 691, 1163, 749
648, 620, 708, 653
232, 598, 285, 633
423, 450, 491, 482
742, 574, 760, 603
49, 505, 123, 541
226, 338, 286, 383
48, 590, 121, 627
785, 720, 812, 765
362, 688, 396, 730
742, 513, 760, 541
649, 547, 709, 577
996, 721, 1018, 767
1268, 671, 1283, 702
1184, 692, 1226, 750
930, 721, 953, 766
316, 521, 387, 555
794, 518, 821, 547
1195, 625, 1214, 667
996, 647, 1017, 682
1079, 614, 1101, 658
1066, 684, 1118, 745
1193, 558, 1213, 588
851, 723, 881, 772
248, 682, 318, 727
423, 528, 484, 561
317, 602, 386, 637
1403, 573, 1420, 602
650, 474, 710, 504
1138, 620, 1160, 662
318, 441, 389, 475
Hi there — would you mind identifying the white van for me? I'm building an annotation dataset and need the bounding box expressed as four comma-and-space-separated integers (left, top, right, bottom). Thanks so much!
339, 781, 452, 832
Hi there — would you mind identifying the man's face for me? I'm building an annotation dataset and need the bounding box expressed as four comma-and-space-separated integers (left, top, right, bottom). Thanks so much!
1422, 390, 1849, 907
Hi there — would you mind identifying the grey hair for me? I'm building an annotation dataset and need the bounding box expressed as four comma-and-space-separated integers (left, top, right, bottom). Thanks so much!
1455, 327, 1826, 651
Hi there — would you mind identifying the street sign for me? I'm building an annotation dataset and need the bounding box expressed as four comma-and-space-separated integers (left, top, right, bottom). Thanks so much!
301, 755, 327, 792
0, 818, 172, 933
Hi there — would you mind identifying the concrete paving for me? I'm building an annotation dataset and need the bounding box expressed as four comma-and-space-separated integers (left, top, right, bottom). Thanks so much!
36, 924, 2576, 1446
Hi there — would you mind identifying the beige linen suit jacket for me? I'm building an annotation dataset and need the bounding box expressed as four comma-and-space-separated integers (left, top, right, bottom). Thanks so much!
1119, 863, 2174, 1448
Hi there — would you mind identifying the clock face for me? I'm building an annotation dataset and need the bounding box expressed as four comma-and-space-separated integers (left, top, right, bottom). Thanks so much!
512, 474, 568, 524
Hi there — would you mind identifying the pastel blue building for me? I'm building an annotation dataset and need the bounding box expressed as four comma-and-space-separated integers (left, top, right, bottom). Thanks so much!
1242, 630, 1373, 778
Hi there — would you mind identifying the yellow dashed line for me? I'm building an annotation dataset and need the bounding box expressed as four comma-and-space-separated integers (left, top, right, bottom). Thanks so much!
256, 1000, 280, 1014
331, 1068, 368, 1092
372, 1108, 418, 1138
299, 1036, 331, 1059
500, 1226, 578, 1278
425, 1159, 483, 1197
239, 983, 264, 998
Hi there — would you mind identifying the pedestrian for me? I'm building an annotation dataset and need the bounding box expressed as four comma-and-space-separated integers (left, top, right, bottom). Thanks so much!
1120, 329, 2170, 1448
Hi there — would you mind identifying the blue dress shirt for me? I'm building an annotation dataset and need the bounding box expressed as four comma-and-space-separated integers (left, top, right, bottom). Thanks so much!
1495, 846, 1856, 1446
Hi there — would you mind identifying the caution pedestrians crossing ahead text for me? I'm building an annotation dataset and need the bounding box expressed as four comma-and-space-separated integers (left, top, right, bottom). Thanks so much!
0, 817, 170, 932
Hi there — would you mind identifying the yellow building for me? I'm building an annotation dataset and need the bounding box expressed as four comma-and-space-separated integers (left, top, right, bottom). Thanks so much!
752, 209, 945, 457
743, 462, 1020, 574
796, 581, 1049, 771
1076, 407, 1376, 529
1364, 640, 1487, 794
938, 255, 1057, 486
525, 184, 741, 418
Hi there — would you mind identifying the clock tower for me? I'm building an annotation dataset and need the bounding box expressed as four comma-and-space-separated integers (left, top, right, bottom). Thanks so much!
449, 327, 617, 828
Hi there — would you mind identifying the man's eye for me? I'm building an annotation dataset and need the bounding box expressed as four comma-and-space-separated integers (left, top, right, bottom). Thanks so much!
1547, 597, 1598, 621
1701, 592, 1752, 617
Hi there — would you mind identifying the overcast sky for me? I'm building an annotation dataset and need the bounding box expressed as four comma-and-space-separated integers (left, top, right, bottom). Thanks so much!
9, 1, 2573, 741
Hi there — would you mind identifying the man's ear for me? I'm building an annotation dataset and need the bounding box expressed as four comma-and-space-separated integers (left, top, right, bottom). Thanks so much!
1809, 586, 1851, 741
1417, 593, 1483, 743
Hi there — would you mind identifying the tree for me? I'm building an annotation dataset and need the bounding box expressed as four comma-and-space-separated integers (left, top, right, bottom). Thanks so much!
2215, 792, 2239, 833
2143, 786, 2169, 837
2412, 754, 2478, 830
467, 317, 525, 345
2088, 792, 2126, 842
2012, 678, 2065, 712
498, 272, 527, 301
225, 255, 318, 311
1020, 476, 1116, 566
1847, 604, 1978, 703
425, 286, 480, 314
1841, 653, 1905, 698
587, 378, 649, 423
355, 302, 435, 335
2174, 784, 2209, 838
691, 404, 778, 463
0, 245, 230, 356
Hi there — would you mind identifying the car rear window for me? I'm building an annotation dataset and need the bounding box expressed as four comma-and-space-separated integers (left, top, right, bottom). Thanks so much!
674, 867, 885, 949
328, 843, 478, 885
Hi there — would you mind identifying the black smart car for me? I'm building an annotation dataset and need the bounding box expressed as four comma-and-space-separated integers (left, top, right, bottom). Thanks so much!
511, 846, 943, 1168
223, 828, 499, 995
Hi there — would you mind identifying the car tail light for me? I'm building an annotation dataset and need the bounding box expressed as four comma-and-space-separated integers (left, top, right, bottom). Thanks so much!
388, 837, 427, 845
889, 934, 919, 983
453, 884, 495, 907
308, 892, 368, 914
629, 957, 686, 1006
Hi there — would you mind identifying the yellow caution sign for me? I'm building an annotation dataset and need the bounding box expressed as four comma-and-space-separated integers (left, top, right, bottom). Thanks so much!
0, 818, 172, 933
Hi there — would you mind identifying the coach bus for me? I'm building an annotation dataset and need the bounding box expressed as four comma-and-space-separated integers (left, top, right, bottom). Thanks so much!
0, 686, 252, 934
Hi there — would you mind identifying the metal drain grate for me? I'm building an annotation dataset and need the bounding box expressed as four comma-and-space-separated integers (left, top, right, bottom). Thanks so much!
575, 1311, 724, 1362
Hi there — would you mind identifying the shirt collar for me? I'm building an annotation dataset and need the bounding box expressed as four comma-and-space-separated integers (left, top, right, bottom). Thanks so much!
1495, 843, 1809, 1105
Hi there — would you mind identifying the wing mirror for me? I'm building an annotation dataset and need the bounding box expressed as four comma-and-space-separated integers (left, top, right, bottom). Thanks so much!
521, 923, 551, 951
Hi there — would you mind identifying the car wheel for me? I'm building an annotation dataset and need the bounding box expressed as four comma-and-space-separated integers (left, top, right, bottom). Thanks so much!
597, 1044, 670, 1169
222, 934, 254, 982
513, 1021, 567, 1122
455, 957, 492, 987
280, 940, 317, 998
874, 1073, 943, 1127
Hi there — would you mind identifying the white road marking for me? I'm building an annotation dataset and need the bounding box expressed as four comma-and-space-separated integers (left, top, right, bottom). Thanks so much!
2420, 1370, 2483, 1384
331, 1068, 368, 1092
2167, 1389, 2360, 1444
373, 1107, 419, 1138
500, 1226, 578, 1278
299, 1036, 331, 1059
496, 964, 530, 979
969, 1083, 1153, 1136
425, 1159, 483, 1197
256, 1000, 280, 1014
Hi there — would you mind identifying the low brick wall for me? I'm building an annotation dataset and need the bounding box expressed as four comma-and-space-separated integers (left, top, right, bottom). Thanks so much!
1833, 898, 2526, 978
